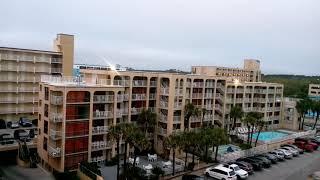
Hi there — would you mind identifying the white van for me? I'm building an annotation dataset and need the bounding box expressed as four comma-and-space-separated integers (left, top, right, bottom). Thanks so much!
205, 166, 237, 180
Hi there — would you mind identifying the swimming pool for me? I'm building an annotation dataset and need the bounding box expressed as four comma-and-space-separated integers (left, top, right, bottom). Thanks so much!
252, 131, 288, 141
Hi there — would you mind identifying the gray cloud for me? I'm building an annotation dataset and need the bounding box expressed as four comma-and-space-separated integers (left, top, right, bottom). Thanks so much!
0, 0, 319, 75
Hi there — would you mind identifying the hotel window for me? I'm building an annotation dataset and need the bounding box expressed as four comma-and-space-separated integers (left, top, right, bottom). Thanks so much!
45, 87, 49, 100
44, 121, 48, 134
43, 137, 47, 151
44, 104, 48, 117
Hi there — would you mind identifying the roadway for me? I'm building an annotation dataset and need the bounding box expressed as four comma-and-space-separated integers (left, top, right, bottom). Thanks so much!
186, 150, 320, 180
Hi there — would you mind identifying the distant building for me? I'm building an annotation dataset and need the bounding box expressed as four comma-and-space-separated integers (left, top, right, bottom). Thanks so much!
191, 59, 261, 82
281, 97, 300, 130
0, 34, 74, 122
309, 84, 320, 101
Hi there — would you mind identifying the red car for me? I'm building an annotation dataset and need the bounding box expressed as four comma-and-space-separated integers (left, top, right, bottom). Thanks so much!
295, 138, 318, 150
293, 141, 314, 152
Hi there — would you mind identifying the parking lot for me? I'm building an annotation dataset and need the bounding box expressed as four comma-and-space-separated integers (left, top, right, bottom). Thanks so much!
188, 149, 320, 180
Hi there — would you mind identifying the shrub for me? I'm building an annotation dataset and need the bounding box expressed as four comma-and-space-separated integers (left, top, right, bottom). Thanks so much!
121, 165, 148, 180
187, 162, 195, 171
152, 166, 165, 177
105, 155, 118, 166
53, 170, 79, 180
239, 143, 252, 150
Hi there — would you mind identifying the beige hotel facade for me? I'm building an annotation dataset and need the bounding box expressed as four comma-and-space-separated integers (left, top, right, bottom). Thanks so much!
37, 59, 284, 172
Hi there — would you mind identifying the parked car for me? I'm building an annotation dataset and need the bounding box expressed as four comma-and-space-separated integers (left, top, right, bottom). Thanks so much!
295, 138, 318, 150
268, 151, 285, 161
13, 129, 30, 141
7, 121, 19, 129
220, 164, 249, 179
250, 156, 271, 168
257, 154, 278, 164
204, 166, 237, 180
279, 147, 299, 157
182, 174, 204, 180
293, 141, 315, 152
0, 119, 6, 129
236, 158, 263, 171
0, 133, 14, 145
228, 161, 254, 175
19, 117, 33, 127
281, 144, 304, 154
310, 138, 320, 146
276, 149, 293, 159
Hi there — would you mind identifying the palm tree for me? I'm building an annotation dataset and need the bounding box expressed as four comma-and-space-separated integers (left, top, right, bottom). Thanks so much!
184, 103, 201, 131
137, 108, 157, 135
201, 108, 208, 127
249, 112, 263, 145
119, 123, 137, 173
131, 131, 150, 168
242, 114, 255, 145
312, 101, 320, 130
188, 131, 200, 164
212, 128, 229, 162
178, 131, 191, 169
163, 134, 180, 175
297, 99, 311, 130
230, 106, 244, 131
254, 119, 266, 147
109, 124, 123, 180
199, 127, 214, 163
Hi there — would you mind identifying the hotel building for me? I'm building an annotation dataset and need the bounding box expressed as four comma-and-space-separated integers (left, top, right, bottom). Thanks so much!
38, 60, 283, 172
309, 84, 320, 101
0, 34, 74, 121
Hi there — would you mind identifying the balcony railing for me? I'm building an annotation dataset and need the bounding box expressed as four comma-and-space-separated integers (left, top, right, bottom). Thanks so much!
0, 97, 17, 103
93, 111, 113, 119
205, 83, 215, 88
93, 95, 114, 103
190, 116, 201, 122
160, 88, 169, 95
174, 102, 182, 109
49, 129, 63, 140
149, 107, 156, 112
160, 101, 168, 108
216, 84, 225, 90
51, 58, 62, 63
35, 57, 50, 63
173, 116, 181, 122
149, 93, 156, 100
50, 113, 63, 123
0, 76, 17, 82
215, 104, 223, 111
150, 81, 157, 87
133, 80, 147, 87
92, 126, 109, 135
123, 94, 130, 101
274, 107, 281, 111
227, 89, 234, 93
245, 89, 253, 93
48, 145, 62, 158
91, 141, 113, 151
132, 94, 146, 101
193, 82, 204, 88
159, 114, 167, 122
51, 95, 63, 105
131, 107, 143, 115
215, 94, 223, 100
175, 89, 183, 96
158, 128, 167, 135
51, 68, 62, 73
117, 95, 124, 102
204, 93, 213, 98
204, 115, 213, 121
0, 87, 17, 92
192, 93, 203, 99
204, 105, 213, 110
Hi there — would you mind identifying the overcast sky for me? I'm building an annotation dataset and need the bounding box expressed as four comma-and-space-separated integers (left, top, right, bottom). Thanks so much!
0, 0, 319, 75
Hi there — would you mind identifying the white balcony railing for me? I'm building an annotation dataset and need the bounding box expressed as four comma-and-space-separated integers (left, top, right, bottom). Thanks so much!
204, 93, 213, 98
123, 94, 130, 101
158, 128, 167, 135
50, 113, 63, 123
150, 81, 157, 87
160, 101, 168, 108
51, 68, 62, 73
93, 95, 114, 103
131, 107, 143, 115
132, 94, 146, 101
192, 93, 203, 99
117, 94, 124, 102
48, 145, 62, 158
92, 126, 109, 135
193, 82, 204, 88
160, 88, 169, 95
51, 95, 63, 105
51, 58, 62, 63
174, 102, 182, 109
173, 116, 181, 122
159, 113, 167, 122
93, 111, 113, 119
133, 80, 147, 87
49, 129, 62, 140
149, 93, 156, 100
91, 141, 113, 151
175, 89, 183, 96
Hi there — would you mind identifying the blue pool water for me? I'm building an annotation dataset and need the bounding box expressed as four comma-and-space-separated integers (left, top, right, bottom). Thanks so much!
252, 131, 288, 141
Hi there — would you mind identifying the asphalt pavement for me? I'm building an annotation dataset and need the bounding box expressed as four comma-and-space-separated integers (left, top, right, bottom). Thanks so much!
185, 150, 320, 180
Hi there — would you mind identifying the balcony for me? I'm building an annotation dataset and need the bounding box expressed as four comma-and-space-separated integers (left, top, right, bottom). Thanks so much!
243, 98, 251, 103
19, 87, 36, 93
149, 107, 156, 112
216, 84, 225, 91
215, 104, 223, 111
173, 116, 181, 122
158, 128, 167, 136
160, 101, 168, 109
19, 55, 34, 62
227, 89, 234, 93
204, 105, 213, 110
93, 111, 113, 119
91, 141, 113, 151
116, 110, 122, 118
49, 129, 63, 140
174, 102, 182, 109
35, 57, 50, 63
175, 89, 183, 96
35, 67, 50, 73
190, 116, 200, 122
132, 94, 146, 101
51, 68, 62, 74
0, 76, 17, 82
149, 93, 156, 100
204, 93, 213, 99
193, 82, 204, 88
226, 98, 233, 104
19, 77, 35, 82
274, 107, 281, 111
131, 107, 143, 115
93, 95, 114, 103
159, 114, 167, 123
92, 126, 109, 135
51, 95, 63, 105
243, 107, 251, 112
121, 108, 129, 115
235, 98, 243, 103
133, 80, 147, 87
0, 87, 17, 93
50, 113, 63, 123
0, 97, 17, 103
117, 95, 124, 102
204, 115, 213, 121
48, 145, 62, 158
205, 83, 215, 88
160, 88, 169, 96
0, 65, 17, 72
192, 93, 203, 99
245, 89, 253, 93
51, 58, 62, 63
150, 81, 157, 87
123, 94, 130, 101
215, 94, 223, 100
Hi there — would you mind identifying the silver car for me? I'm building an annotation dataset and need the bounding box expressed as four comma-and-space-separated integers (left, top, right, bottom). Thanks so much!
280, 147, 299, 157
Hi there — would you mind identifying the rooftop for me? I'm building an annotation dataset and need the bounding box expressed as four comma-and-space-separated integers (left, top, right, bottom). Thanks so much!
0, 47, 62, 55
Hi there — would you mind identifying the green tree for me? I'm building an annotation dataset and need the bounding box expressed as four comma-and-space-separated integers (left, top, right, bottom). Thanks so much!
248, 112, 263, 145
312, 101, 320, 130
137, 108, 157, 135
199, 127, 214, 163
163, 134, 180, 175
119, 123, 137, 173
254, 119, 267, 147
109, 124, 123, 180
212, 128, 229, 162
241, 114, 255, 145
297, 99, 311, 130
201, 108, 208, 127
184, 103, 201, 131
132, 132, 150, 168
230, 106, 244, 131
178, 131, 191, 169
